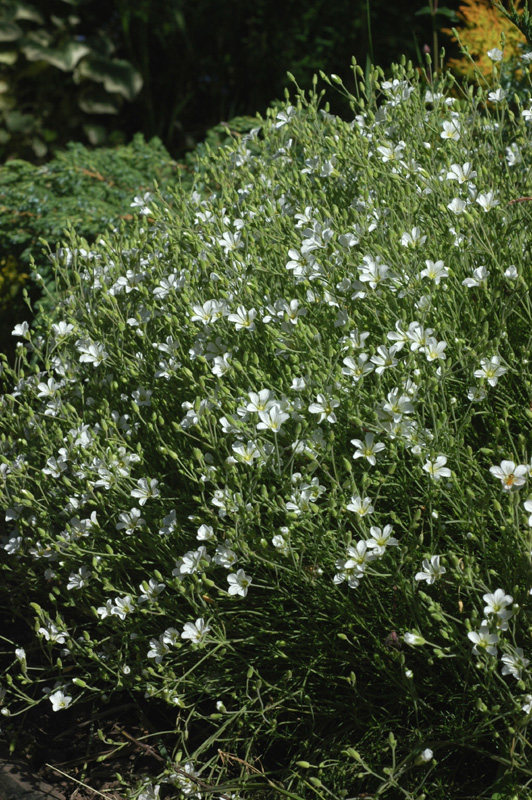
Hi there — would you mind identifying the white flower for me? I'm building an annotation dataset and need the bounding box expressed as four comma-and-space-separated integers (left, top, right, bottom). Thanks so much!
130, 478, 160, 506
132, 386, 153, 407
308, 393, 340, 424
139, 578, 166, 602
218, 230, 243, 254
76, 340, 108, 367
190, 299, 229, 325
467, 625, 499, 656
462, 265, 489, 288
501, 647, 530, 680
246, 389, 276, 413
447, 198, 467, 215
197, 524, 215, 541
489, 460, 528, 491
377, 141, 406, 162
12, 321, 30, 337
446, 162, 477, 183
227, 569, 252, 597
358, 254, 392, 288
49, 689, 73, 712
524, 497, 532, 526
66, 566, 92, 590
400, 227, 427, 248
274, 105, 296, 128
173, 546, 211, 577
483, 588, 513, 618
487, 47, 503, 62
488, 88, 507, 103
476, 191, 499, 212
38, 621, 68, 644
346, 495, 374, 516
440, 120, 461, 140
227, 306, 257, 331
344, 540, 377, 574
424, 338, 447, 362
404, 631, 426, 646
415, 555, 446, 584
341, 353, 374, 381
467, 385, 486, 402
419, 259, 448, 285
474, 355, 507, 386
366, 525, 399, 556
256, 404, 290, 432
111, 595, 136, 620
522, 695, 532, 714
351, 432, 385, 466
423, 456, 451, 480
419, 748, 433, 763
504, 265, 518, 279
213, 543, 238, 568
181, 618, 211, 644
147, 637, 170, 664
370, 344, 400, 374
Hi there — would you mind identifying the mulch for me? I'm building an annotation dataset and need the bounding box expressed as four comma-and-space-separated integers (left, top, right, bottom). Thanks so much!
0, 699, 170, 800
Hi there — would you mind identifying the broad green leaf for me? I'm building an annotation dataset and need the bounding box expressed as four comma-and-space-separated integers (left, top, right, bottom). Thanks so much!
5, 109, 35, 132
436, 7, 459, 19
76, 54, 143, 100
0, 50, 18, 65
414, 5, 458, 19
82, 123, 107, 145
14, 3, 44, 24
31, 136, 47, 158
0, 94, 16, 111
78, 87, 120, 114
0, 22, 23, 42
22, 39, 90, 71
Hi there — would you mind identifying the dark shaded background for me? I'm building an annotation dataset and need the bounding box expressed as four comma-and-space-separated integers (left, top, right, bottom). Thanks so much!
1, 0, 464, 162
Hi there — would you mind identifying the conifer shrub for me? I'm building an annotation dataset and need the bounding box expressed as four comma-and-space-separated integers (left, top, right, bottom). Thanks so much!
0, 133, 178, 361
3, 58, 532, 798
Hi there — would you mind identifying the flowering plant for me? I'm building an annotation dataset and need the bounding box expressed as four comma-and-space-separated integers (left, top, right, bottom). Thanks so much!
2, 55, 532, 799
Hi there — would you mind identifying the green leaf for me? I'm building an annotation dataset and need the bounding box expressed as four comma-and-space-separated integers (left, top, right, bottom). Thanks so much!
76, 54, 143, 100
0, 49, 18, 65
0, 22, 23, 42
22, 39, 90, 70
435, 7, 459, 19
5, 110, 35, 133
82, 122, 107, 145
414, 5, 457, 18
13, 3, 44, 24
78, 87, 121, 114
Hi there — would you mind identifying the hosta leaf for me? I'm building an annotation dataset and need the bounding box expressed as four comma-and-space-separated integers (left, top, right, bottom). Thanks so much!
0, 50, 18, 65
76, 54, 143, 100
13, 3, 44, 24
78, 87, 120, 114
0, 22, 23, 42
22, 39, 90, 71
5, 110, 35, 133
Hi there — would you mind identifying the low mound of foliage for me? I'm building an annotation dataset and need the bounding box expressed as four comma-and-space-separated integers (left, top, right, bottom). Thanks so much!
3, 56, 532, 799
0, 120, 257, 364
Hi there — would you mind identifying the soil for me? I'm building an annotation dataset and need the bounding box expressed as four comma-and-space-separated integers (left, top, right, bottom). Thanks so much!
0, 698, 169, 800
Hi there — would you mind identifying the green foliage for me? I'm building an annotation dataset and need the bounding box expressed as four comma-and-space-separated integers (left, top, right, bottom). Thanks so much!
0, 133, 178, 360
0, 0, 454, 162
0, 0, 143, 160
4, 59, 532, 798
